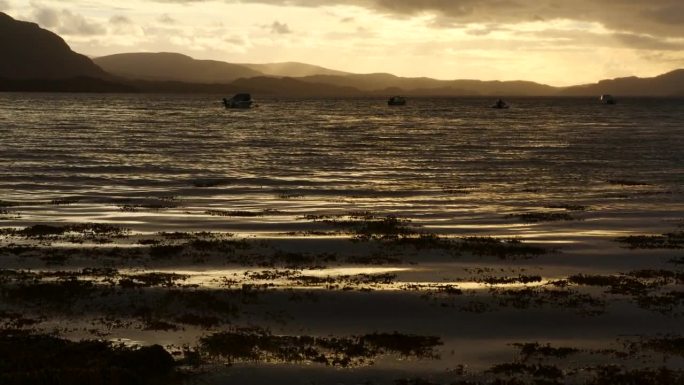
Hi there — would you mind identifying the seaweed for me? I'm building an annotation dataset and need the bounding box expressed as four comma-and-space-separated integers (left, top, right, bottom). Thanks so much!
509, 212, 576, 223
0, 331, 176, 385
118, 273, 189, 288
205, 210, 264, 217
489, 287, 605, 315
455, 237, 546, 259
615, 232, 684, 249
199, 328, 441, 367
567, 274, 654, 296
479, 275, 543, 285
0, 223, 129, 240
512, 343, 579, 362
488, 363, 564, 379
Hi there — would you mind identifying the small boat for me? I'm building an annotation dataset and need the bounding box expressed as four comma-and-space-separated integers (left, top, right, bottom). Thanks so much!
387, 96, 406, 106
491, 99, 509, 109
223, 93, 253, 109
600, 94, 616, 105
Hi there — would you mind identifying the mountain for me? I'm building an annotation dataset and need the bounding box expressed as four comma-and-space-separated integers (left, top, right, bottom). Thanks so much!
560, 70, 684, 97
0, 76, 136, 93
239, 62, 350, 77
298, 73, 558, 96
3, 12, 683, 96
94, 52, 263, 83
0, 12, 106, 79
229, 76, 361, 97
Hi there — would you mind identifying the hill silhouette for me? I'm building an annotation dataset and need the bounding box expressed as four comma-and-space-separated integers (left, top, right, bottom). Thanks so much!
298, 73, 558, 96
228, 76, 360, 97
0, 12, 105, 79
0, 76, 137, 93
560, 70, 684, 97
239, 62, 350, 77
94, 53, 263, 83
3, 12, 684, 96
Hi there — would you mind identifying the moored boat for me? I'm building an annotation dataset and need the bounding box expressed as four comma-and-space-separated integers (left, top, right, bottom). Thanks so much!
491, 99, 509, 109
387, 96, 406, 106
600, 94, 616, 105
223, 93, 253, 109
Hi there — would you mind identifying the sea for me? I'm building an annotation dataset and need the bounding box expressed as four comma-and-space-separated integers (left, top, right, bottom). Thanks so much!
1, 94, 682, 238
1, 93, 683, 384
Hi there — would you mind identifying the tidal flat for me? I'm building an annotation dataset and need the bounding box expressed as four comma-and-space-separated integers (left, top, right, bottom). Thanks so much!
1, 95, 683, 384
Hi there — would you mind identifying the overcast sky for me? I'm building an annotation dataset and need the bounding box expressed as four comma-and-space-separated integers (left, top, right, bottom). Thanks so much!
4, 0, 684, 86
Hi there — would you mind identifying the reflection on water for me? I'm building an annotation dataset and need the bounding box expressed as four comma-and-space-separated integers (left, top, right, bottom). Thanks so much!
1, 95, 683, 241
1, 94, 683, 384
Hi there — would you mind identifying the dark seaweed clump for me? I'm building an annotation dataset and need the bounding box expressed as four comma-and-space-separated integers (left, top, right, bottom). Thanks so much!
455, 237, 546, 259
615, 232, 684, 249
561, 271, 684, 315
0, 331, 176, 385
199, 329, 441, 367
479, 275, 543, 285
1, 278, 95, 307
512, 342, 579, 361
567, 274, 654, 296
489, 287, 605, 315
403, 338, 684, 385
488, 362, 564, 379
509, 212, 576, 223
632, 336, 684, 357
319, 215, 417, 241
0, 223, 129, 243
306, 214, 546, 257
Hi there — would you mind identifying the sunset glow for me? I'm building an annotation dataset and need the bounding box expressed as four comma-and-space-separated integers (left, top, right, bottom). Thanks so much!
4, 0, 684, 85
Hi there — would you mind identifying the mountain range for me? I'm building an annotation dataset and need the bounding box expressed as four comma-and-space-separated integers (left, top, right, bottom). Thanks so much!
2, 12, 683, 97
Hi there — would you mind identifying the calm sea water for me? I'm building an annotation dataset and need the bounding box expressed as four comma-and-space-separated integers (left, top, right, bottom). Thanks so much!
1, 93, 683, 239
2, 94, 684, 384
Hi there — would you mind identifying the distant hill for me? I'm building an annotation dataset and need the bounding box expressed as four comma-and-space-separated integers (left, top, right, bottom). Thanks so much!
0, 12, 106, 79
239, 62, 350, 77
0, 76, 136, 93
298, 73, 558, 96
94, 52, 263, 83
3, 12, 683, 96
228, 77, 361, 97
121, 76, 361, 97
560, 70, 684, 97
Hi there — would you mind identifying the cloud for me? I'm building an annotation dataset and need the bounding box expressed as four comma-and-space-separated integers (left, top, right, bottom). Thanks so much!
110, 15, 132, 25
158, 14, 177, 24
613, 33, 684, 51
223, 0, 684, 37
33, 6, 59, 28
465, 25, 507, 36
32, 6, 106, 36
270, 20, 291, 34
516, 28, 684, 52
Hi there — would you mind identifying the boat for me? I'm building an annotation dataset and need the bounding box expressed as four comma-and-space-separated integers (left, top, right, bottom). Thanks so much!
223, 93, 253, 109
491, 99, 509, 109
387, 96, 406, 106
600, 94, 616, 105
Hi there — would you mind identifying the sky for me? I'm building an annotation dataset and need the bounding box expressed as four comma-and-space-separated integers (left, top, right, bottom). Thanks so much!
4, 0, 684, 86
